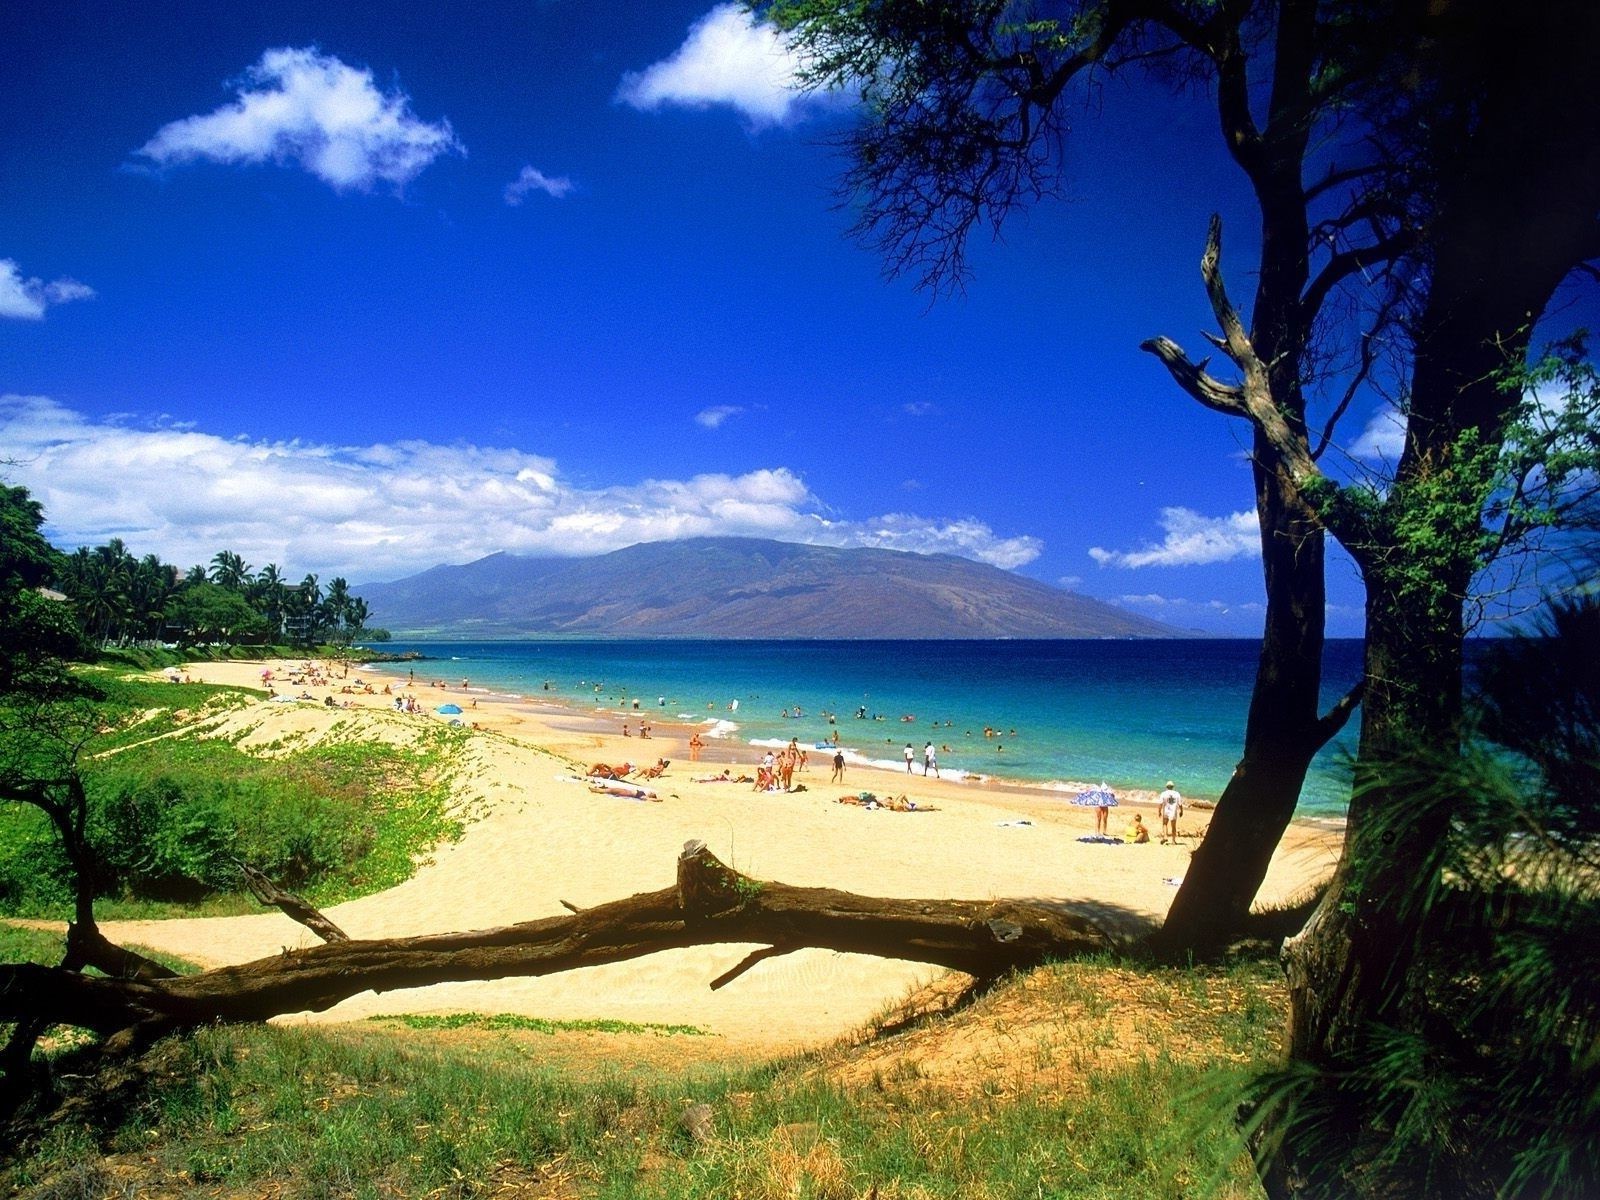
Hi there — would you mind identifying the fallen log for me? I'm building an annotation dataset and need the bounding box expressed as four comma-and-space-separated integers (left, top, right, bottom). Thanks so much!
0, 840, 1115, 1038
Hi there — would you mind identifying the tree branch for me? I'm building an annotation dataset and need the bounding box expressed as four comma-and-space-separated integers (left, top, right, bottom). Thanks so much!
1300, 230, 1416, 327
0, 841, 1118, 1037
240, 863, 349, 944
1139, 337, 1250, 417
1309, 680, 1366, 752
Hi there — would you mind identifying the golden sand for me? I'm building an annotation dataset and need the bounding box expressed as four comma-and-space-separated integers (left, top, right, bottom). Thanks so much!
100, 657, 1341, 1052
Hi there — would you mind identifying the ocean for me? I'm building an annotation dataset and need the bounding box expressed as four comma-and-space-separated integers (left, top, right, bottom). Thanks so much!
367, 639, 1367, 817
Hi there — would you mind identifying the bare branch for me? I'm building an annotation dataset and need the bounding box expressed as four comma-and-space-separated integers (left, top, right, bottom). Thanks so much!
709, 944, 795, 991
240, 863, 349, 944
0, 841, 1117, 1036
1309, 680, 1366, 751
1140, 336, 1250, 417
1200, 215, 1261, 376
1300, 230, 1416, 327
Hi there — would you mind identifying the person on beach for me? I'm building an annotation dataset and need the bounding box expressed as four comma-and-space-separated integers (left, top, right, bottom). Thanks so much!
1123, 813, 1150, 843
688, 733, 704, 761
1157, 781, 1184, 843
831, 749, 845, 783
904, 743, 915, 772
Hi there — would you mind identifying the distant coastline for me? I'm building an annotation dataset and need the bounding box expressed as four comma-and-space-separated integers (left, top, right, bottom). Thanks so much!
360, 637, 1364, 817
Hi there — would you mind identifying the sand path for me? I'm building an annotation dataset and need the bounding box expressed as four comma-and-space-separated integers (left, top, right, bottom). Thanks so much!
98, 659, 1342, 1052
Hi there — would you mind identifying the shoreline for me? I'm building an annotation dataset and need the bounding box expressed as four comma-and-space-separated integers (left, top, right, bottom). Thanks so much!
360, 656, 1346, 828
102, 654, 1344, 1049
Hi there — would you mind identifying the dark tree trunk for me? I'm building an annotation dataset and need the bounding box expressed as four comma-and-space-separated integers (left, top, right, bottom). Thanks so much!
1152, 449, 1334, 953
1272, 5, 1600, 1188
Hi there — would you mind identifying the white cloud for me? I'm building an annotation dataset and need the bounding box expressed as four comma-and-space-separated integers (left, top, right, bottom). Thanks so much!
1089, 507, 1260, 568
1350, 404, 1406, 461
504, 166, 574, 205
826, 514, 1042, 569
0, 259, 95, 320
618, 4, 829, 127
0, 395, 1041, 578
694, 404, 744, 429
137, 47, 462, 192
902, 401, 935, 417
1119, 593, 1264, 616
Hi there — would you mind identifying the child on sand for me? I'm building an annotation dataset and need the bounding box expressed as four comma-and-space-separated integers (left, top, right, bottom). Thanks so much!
1123, 813, 1150, 844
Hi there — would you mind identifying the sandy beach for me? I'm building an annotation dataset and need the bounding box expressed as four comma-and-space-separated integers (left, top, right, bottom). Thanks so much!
100, 657, 1343, 1052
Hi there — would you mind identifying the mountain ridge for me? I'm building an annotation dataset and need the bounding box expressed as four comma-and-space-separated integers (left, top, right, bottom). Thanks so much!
356, 537, 1184, 639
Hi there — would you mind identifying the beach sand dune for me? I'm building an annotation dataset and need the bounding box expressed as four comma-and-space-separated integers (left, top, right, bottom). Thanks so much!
100, 660, 1341, 1052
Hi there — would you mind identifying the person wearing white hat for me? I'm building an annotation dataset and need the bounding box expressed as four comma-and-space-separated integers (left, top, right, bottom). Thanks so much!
1157, 781, 1184, 843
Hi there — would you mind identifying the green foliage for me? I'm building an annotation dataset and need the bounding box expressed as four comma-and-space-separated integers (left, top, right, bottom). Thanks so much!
0, 676, 463, 915
0, 484, 89, 692
165, 581, 268, 646
1245, 597, 1600, 1199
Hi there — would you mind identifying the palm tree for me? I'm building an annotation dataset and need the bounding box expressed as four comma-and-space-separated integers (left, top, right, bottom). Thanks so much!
252, 563, 286, 641
209, 550, 253, 593
127, 554, 177, 642
321, 576, 352, 634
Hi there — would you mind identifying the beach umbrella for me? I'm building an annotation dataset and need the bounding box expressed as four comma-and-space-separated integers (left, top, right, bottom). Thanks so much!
1072, 786, 1118, 808
436, 703, 463, 715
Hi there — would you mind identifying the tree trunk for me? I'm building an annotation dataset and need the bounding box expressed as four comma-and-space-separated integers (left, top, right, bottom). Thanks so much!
1273, 6, 1600, 1187
1152, 449, 1336, 954
0, 840, 1115, 1041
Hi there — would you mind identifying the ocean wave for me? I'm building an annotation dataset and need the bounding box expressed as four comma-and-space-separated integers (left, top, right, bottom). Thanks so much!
702, 719, 740, 739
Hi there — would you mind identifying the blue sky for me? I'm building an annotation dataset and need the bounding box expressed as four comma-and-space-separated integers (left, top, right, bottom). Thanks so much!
1, 0, 1454, 635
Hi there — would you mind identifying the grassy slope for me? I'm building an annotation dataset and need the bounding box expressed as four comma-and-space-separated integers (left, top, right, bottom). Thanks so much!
6, 956, 1281, 1199
3, 668, 1279, 1198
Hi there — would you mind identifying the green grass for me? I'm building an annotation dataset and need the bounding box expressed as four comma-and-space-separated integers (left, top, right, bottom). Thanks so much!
372, 1012, 712, 1037
0, 923, 201, 975
0, 672, 470, 920
5, 959, 1281, 1199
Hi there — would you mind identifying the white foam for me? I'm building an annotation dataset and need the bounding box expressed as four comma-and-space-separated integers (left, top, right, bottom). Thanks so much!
702, 719, 740, 739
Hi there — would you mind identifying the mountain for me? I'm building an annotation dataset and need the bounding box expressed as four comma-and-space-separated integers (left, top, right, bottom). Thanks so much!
356, 537, 1183, 639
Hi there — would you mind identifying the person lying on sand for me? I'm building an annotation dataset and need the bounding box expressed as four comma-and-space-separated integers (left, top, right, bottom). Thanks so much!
589, 781, 660, 802
635, 758, 670, 780
588, 762, 635, 780
837, 792, 936, 813
694, 771, 754, 783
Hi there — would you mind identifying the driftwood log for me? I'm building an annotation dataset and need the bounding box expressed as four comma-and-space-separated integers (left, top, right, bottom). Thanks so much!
3, 840, 1113, 1042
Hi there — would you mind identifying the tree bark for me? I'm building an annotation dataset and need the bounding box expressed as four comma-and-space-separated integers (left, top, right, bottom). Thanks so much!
0, 840, 1115, 1040
1150, 451, 1342, 954
1273, 5, 1600, 1190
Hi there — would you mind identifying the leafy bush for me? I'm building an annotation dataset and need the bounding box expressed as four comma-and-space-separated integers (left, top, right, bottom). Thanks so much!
0, 805, 74, 913
0, 693, 460, 916
1246, 597, 1600, 1199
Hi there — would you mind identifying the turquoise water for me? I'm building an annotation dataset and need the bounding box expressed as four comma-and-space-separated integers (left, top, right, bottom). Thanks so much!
370, 639, 1365, 816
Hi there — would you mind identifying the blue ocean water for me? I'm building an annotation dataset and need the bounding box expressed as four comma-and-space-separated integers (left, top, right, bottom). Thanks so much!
371, 639, 1366, 816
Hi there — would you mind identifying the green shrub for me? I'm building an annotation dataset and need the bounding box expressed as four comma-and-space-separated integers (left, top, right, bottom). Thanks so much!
0, 805, 74, 912
0, 688, 461, 916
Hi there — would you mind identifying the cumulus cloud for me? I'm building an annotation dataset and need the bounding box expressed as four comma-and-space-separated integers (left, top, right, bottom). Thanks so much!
617, 4, 830, 127
694, 404, 744, 429
504, 165, 574, 205
137, 47, 462, 191
0, 396, 1041, 579
0, 259, 95, 320
1089, 507, 1260, 568
1350, 404, 1406, 461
